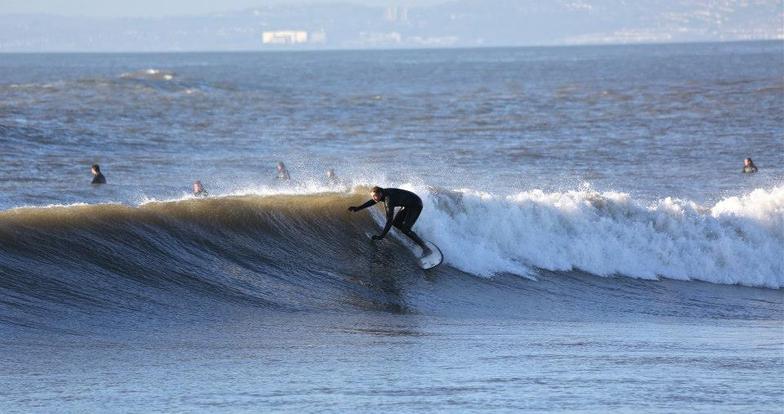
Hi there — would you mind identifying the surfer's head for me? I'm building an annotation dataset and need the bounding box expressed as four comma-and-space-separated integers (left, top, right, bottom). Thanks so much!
91, 164, 101, 175
371, 186, 383, 202
744, 158, 754, 167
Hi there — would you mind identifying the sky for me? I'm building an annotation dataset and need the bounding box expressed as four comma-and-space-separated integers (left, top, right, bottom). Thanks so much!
0, 0, 443, 17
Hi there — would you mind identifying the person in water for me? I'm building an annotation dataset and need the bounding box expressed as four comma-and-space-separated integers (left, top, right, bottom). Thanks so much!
742, 158, 758, 174
276, 161, 290, 181
91, 164, 106, 184
348, 186, 431, 256
192, 180, 208, 197
326, 168, 338, 183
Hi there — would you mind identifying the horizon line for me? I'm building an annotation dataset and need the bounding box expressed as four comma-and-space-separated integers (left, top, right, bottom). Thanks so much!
1, 39, 781, 55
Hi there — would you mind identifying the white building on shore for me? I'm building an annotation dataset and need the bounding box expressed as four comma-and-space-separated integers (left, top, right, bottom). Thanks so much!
261, 30, 327, 45
262, 31, 308, 45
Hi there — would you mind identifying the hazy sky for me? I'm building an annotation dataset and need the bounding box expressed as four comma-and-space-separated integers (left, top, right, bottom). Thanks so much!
1, 0, 779, 52
0, 0, 443, 17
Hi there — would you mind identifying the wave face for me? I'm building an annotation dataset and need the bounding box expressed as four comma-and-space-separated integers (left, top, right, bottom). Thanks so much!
0, 187, 782, 331
0, 194, 399, 317
418, 185, 784, 288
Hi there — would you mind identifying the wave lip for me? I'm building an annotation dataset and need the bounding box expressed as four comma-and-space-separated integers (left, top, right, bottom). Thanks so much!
418, 185, 784, 289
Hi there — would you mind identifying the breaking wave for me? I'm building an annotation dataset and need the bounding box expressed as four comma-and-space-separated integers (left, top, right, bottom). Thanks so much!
0, 185, 781, 331
419, 185, 783, 288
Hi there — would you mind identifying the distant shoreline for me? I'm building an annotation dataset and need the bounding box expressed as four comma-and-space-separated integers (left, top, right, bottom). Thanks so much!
1, 38, 781, 55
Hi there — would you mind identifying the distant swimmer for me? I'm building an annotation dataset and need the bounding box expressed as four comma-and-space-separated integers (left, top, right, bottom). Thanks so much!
348, 186, 431, 256
276, 161, 290, 181
742, 158, 758, 174
193, 180, 208, 197
91, 164, 106, 184
326, 168, 338, 183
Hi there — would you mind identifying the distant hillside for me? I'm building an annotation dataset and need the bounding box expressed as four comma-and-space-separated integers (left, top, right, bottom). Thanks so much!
0, 0, 781, 52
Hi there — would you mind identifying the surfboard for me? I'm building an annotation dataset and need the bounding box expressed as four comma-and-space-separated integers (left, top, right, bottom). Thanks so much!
414, 240, 444, 270
365, 231, 443, 270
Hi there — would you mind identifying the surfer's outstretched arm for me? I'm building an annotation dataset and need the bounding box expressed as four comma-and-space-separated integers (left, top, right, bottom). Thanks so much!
348, 199, 376, 212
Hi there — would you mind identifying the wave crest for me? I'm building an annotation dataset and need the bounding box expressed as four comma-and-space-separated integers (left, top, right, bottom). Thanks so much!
418, 185, 783, 288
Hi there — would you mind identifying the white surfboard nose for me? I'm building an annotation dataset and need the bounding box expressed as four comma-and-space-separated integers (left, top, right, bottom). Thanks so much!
419, 240, 443, 270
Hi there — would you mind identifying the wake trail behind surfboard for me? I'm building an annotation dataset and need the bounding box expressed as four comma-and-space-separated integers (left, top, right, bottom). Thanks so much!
365, 229, 443, 270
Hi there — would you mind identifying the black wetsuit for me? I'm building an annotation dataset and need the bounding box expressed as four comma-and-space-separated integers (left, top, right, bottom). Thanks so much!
354, 188, 428, 251
91, 173, 106, 184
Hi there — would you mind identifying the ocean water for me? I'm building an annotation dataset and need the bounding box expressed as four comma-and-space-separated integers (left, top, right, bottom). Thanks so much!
1, 41, 783, 412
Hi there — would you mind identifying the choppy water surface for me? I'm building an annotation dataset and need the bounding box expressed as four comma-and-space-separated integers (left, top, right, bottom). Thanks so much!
1, 42, 782, 206
0, 41, 782, 412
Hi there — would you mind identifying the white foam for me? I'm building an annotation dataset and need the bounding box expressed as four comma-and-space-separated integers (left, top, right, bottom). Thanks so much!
7, 202, 108, 211
119, 68, 175, 81
223, 181, 353, 198
410, 185, 784, 289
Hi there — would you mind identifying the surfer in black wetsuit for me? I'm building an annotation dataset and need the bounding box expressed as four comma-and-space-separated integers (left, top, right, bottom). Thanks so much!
348, 186, 431, 255
91, 164, 106, 184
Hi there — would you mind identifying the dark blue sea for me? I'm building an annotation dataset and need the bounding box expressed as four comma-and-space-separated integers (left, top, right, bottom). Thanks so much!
1, 41, 783, 412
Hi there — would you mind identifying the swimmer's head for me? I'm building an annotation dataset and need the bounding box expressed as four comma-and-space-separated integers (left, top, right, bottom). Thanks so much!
744, 158, 754, 167
91, 164, 101, 174
277, 162, 286, 171
193, 180, 204, 193
326, 169, 336, 178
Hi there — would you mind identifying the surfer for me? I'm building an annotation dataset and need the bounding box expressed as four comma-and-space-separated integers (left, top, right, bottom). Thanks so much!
91, 164, 106, 184
276, 161, 290, 181
348, 186, 432, 256
742, 158, 758, 174
192, 180, 208, 197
